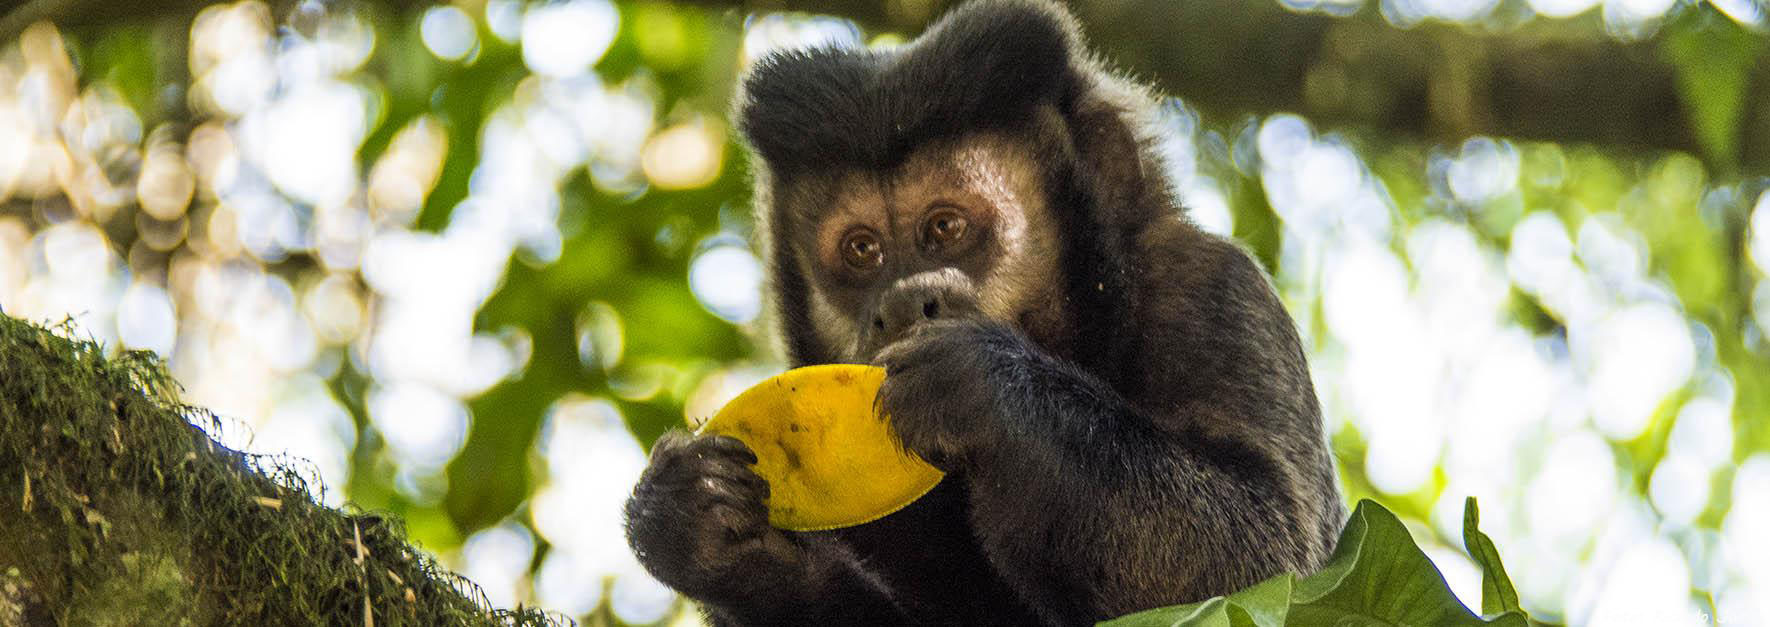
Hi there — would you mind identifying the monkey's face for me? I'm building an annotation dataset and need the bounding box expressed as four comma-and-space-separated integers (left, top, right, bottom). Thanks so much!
781, 132, 1068, 363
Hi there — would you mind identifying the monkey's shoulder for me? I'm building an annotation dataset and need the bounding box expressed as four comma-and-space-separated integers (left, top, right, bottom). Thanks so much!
1126, 220, 1287, 330
1119, 219, 1316, 427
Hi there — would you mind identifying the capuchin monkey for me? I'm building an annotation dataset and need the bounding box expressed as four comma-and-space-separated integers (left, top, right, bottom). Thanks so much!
624, 1, 1345, 624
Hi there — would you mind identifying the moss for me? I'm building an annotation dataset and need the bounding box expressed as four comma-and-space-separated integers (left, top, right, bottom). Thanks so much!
0, 314, 566, 626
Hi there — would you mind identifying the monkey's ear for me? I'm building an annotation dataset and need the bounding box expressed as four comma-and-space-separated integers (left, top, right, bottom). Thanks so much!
736, 47, 878, 173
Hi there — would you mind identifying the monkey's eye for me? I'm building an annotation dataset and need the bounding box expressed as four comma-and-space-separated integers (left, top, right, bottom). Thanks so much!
840, 229, 885, 270
922, 208, 968, 250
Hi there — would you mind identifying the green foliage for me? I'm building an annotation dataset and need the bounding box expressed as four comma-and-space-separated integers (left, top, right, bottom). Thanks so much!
1462, 498, 1520, 616
1099, 499, 1530, 627
0, 314, 565, 626
1661, 6, 1768, 174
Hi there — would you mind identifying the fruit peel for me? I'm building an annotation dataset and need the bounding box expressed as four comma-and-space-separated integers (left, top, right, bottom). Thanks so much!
697, 364, 945, 531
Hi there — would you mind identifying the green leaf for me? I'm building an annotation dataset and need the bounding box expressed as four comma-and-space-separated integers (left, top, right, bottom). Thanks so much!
1225, 575, 1293, 627
1102, 573, 1293, 627
1104, 597, 1232, 627
1661, 6, 1768, 173
1293, 500, 1521, 626
1099, 499, 1530, 627
1462, 497, 1521, 616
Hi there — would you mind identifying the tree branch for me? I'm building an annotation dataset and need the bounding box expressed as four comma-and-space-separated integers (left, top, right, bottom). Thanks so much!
10, 0, 1768, 171
690, 0, 1770, 172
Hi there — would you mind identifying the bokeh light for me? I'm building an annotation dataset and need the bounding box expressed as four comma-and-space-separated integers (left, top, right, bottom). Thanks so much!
520, 0, 618, 77
421, 5, 479, 62
641, 117, 725, 190
529, 396, 672, 622
688, 240, 764, 324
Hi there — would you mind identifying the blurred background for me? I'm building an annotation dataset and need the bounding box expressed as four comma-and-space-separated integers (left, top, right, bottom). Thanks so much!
0, 0, 1766, 624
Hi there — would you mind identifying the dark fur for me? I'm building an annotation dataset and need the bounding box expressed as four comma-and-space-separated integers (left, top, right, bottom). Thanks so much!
738, 1, 1077, 175
625, 1, 1345, 624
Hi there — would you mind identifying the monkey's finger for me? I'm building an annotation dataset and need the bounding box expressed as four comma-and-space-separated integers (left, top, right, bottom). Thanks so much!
698, 458, 771, 494
873, 323, 967, 369
710, 505, 770, 544
696, 434, 761, 465
648, 430, 694, 459
695, 475, 766, 507
872, 339, 928, 372
647, 448, 755, 488
702, 487, 771, 527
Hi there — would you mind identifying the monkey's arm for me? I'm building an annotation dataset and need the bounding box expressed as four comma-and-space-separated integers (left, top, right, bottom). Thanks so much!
876, 318, 1325, 624
696, 534, 908, 626
625, 433, 910, 626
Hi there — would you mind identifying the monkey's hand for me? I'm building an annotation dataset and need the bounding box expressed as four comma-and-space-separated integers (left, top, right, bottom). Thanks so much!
624, 432, 808, 609
873, 319, 1028, 470
626, 432, 907, 625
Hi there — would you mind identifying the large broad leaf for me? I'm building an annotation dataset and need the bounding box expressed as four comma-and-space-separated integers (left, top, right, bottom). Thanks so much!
1103, 574, 1295, 627
1100, 499, 1530, 627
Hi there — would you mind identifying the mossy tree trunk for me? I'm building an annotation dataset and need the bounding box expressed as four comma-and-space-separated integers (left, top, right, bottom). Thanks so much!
0, 314, 563, 626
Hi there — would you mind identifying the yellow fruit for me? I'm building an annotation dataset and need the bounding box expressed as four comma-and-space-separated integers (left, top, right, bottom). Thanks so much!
697, 364, 944, 531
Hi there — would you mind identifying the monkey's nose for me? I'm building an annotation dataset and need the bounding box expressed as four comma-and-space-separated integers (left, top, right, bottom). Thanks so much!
871, 274, 976, 343
874, 295, 940, 335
